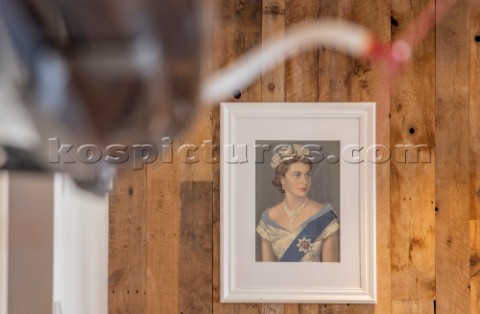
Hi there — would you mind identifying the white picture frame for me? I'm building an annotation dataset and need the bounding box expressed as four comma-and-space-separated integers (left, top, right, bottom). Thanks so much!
220, 102, 376, 304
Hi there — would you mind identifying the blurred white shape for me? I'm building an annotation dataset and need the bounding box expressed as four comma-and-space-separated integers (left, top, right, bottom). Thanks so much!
202, 19, 372, 102
1, 172, 108, 314
53, 173, 108, 314
0, 172, 8, 314
0, 79, 40, 149
6, 172, 54, 314
71, 34, 162, 79
0, 19, 39, 150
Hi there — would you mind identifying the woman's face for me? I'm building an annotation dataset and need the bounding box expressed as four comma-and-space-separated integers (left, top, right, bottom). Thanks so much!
281, 161, 312, 198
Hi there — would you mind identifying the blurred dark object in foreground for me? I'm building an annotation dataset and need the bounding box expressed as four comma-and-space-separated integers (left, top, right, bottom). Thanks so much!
0, 146, 43, 171
0, 0, 205, 193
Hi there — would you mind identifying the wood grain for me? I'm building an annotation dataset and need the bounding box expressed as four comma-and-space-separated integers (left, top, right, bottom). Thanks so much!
179, 181, 213, 313
262, 0, 286, 103
109, 170, 147, 314
391, 300, 434, 313
212, 1, 262, 313
435, 0, 471, 313
108, 0, 480, 313
260, 0, 286, 313
470, 0, 480, 221
145, 0, 215, 311
285, 0, 320, 103
390, 0, 436, 309
350, 1, 391, 313
318, 0, 352, 102
145, 160, 180, 314
470, 1, 480, 313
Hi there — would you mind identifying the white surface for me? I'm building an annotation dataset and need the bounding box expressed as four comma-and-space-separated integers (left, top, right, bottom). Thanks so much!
53, 173, 108, 314
202, 20, 372, 102
8, 173, 54, 314
0, 172, 8, 314
1, 172, 108, 314
220, 103, 376, 303
0, 18, 39, 149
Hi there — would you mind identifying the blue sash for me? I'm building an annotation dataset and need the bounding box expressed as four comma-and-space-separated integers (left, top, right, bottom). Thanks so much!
279, 210, 337, 262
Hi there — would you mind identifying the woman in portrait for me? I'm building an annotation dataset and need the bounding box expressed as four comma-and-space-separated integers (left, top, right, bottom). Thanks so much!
256, 144, 340, 262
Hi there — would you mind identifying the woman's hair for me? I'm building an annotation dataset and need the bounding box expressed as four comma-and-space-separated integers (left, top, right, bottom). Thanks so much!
272, 157, 313, 193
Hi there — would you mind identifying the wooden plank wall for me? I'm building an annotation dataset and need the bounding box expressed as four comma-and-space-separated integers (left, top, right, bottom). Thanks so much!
109, 0, 480, 313
391, 0, 435, 312
436, 1, 471, 314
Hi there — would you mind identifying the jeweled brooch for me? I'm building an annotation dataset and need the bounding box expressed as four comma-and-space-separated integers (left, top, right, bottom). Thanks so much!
296, 236, 313, 254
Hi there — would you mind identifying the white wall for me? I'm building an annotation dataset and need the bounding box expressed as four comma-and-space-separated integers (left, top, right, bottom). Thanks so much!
8, 172, 54, 314
0, 172, 108, 314
0, 171, 8, 314
53, 174, 108, 314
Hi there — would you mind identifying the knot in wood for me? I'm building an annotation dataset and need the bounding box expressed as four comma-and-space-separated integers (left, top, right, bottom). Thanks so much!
263, 5, 285, 15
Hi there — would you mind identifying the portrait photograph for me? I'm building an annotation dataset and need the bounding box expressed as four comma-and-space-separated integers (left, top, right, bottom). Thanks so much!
220, 102, 376, 303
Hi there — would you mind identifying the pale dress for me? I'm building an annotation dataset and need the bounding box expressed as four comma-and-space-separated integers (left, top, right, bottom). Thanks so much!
256, 203, 339, 262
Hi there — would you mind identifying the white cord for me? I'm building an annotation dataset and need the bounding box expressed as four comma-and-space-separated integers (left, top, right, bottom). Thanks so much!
201, 19, 373, 103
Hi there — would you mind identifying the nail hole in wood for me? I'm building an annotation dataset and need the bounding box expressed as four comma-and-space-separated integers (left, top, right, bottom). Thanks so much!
409, 127, 415, 134
475, 35, 480, 42
391, 17, 399, 27
435, 207, 438, 212
233, 90, 241, 99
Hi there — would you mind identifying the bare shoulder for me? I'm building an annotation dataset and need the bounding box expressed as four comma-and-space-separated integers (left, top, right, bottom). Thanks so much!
308, 199, 324, 212
266, 201, 284, 221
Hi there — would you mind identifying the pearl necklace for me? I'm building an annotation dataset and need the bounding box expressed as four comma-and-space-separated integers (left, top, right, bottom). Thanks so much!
283, 197, 308, 230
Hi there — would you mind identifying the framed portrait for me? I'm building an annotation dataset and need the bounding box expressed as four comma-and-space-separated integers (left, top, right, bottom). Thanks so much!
220, 102, 376, 303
